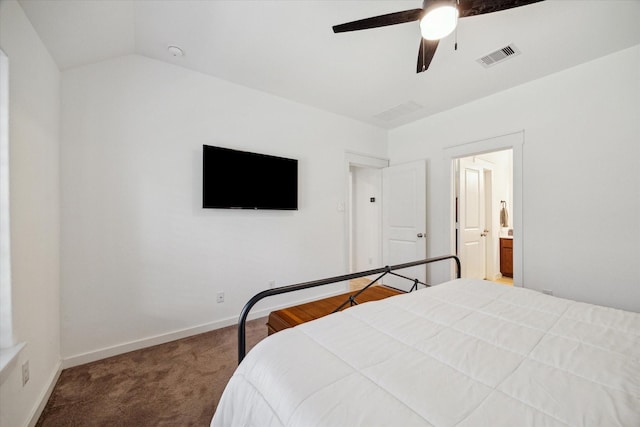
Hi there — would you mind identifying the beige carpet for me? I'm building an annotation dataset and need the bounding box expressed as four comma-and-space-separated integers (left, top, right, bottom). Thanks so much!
37, 318, 268, 426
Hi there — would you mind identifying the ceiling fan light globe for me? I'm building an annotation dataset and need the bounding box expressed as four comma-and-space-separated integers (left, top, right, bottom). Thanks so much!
420, 5, 458, 40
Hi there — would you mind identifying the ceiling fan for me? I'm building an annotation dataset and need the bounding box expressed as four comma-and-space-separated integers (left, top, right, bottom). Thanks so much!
332, 0, 544, 73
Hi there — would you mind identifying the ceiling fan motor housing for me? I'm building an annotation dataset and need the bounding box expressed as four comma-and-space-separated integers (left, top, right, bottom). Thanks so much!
420, 0, 459, 40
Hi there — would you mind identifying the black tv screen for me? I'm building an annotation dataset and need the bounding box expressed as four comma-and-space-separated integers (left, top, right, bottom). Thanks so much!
202, 145, 298, 210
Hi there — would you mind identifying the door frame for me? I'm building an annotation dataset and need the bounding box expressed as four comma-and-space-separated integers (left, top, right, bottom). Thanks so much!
444, 131, 524, 287
344, 152, 389, 274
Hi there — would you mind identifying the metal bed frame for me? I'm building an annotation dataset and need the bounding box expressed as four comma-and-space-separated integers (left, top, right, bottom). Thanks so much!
237, 255, 461, 363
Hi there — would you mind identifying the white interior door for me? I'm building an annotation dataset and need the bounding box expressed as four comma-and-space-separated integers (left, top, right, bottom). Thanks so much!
382, 160, 426, 290
459, 158, 486, 279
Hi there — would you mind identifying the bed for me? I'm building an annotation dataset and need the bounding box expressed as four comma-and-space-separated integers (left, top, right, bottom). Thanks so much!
212, 257, 640, 426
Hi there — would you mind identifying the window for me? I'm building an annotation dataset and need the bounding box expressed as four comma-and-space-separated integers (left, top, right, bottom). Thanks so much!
0, 49, 23, 373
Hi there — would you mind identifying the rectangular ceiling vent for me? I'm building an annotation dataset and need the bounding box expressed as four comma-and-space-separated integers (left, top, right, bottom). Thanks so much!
477, 44, 521, 68
373, 101, 423, 122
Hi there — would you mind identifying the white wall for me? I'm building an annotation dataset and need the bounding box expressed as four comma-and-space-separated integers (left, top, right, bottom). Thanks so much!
389, 45, 640, 312
0, 1, 62, 426
60, 54, 387, 362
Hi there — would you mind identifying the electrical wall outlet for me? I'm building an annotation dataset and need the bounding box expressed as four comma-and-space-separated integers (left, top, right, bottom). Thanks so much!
22, 360, 29, 386
216, 292, 224, 303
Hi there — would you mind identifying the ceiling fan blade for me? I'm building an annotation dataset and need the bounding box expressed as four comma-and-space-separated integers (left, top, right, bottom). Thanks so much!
458, 0, 544, 18
417, 38, 439, 73
333, 8, 423, 33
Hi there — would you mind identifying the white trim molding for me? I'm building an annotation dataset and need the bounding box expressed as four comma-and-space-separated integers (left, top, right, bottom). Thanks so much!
0, 342, 25, 384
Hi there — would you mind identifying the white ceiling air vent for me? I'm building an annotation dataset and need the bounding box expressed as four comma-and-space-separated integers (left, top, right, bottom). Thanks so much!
477, 44, 521, 68
373, 101, 423, 122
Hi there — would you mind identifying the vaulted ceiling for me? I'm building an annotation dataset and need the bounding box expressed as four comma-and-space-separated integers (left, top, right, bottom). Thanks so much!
18, 0, 640, 128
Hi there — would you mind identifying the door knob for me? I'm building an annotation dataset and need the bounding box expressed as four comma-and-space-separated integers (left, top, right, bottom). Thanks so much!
417, 233, 425, 238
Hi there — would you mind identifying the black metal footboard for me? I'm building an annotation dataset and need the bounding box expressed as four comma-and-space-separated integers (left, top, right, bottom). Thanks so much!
237, 255, 461, 363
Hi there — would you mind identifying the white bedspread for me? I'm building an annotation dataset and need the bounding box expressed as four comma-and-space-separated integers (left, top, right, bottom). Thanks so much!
212, 279, 640, 426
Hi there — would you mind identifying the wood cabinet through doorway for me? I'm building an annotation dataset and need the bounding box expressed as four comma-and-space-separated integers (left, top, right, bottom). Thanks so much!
500, 238, 513, 278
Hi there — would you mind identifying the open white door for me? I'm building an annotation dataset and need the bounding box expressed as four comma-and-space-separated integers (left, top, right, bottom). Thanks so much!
382, 160, 426, 290
458, 158, 486, 279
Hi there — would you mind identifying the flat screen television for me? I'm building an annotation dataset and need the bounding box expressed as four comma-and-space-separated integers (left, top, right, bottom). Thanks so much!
202, 145, 298, 210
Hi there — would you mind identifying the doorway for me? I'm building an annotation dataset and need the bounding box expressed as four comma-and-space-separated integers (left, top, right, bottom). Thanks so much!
455, 150, 512, 282
345, 154, 427, 291
349, 165, 383, 274
445, 131, 523, 286
345, 153, 388, 289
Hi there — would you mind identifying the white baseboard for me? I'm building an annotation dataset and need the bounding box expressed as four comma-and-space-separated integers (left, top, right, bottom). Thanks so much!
62, 316, 240, 369
62, 288, 345, 369
28, 359, 62, 427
